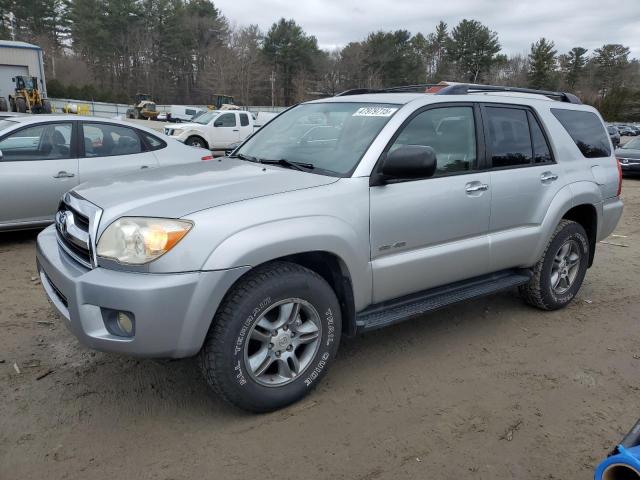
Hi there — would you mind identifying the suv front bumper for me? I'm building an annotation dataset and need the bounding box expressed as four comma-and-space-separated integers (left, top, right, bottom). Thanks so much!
36, 225, 249, 358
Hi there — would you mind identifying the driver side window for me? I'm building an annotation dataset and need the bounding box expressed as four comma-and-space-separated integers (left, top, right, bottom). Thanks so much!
215, 113, 236, 127
390, 106, 477, 176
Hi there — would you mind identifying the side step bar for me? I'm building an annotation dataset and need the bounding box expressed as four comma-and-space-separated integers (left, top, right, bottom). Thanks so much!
356, 269, 532, 332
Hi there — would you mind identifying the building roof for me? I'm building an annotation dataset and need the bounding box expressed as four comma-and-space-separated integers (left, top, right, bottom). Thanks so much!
0, 40, 41, 50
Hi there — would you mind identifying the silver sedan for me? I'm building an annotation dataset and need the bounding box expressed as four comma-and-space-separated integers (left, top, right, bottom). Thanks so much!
0, 115, 213, 231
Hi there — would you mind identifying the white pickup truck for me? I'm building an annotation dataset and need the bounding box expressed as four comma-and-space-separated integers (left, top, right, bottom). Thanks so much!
164, 110, 256, 150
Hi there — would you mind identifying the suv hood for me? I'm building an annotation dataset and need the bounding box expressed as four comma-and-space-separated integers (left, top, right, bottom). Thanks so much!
74, 158, 338, 223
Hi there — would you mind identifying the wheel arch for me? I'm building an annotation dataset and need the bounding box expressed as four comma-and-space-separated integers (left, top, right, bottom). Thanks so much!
185, 134, 209, 149
562, 203, 598, 267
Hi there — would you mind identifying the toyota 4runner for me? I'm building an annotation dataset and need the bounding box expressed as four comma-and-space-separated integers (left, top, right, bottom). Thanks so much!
36, 84, 624, 412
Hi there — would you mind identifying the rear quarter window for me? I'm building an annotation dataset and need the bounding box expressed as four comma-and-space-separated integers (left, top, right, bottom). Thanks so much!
551, 109, 611, 158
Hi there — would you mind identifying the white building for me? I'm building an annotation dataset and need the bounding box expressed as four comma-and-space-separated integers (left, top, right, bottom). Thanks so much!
0, 40, 46, 102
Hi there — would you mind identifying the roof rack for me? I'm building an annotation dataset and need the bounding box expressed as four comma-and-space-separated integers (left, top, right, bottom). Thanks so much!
435, 84, 582, 104
335, 83, 582, 104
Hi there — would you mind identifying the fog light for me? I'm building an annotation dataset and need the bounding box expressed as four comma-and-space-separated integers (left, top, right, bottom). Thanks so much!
117, 312, 133, 335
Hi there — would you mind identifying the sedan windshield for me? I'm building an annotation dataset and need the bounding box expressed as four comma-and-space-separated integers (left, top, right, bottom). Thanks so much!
622, 137, 640, 149
234, 102, 400, 176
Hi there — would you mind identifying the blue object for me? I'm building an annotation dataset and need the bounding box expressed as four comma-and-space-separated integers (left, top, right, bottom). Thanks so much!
594, 420, 640, 480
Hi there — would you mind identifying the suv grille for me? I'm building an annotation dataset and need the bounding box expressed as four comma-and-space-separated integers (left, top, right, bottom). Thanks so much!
55, 193, 102, 268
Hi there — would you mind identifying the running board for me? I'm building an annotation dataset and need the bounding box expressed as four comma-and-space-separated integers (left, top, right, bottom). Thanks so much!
356, 269, 532, 332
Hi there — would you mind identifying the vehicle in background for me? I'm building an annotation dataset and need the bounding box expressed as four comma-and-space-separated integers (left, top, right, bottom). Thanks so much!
0, 115, 211, 231
126, 93, 159, 120
254, 111, 279, 128
616, 137, 640, 174
607, 125, 621, 148
8, 75, 52, 114
209, 94, 235, 110
164, 110, 255, 149
618, 126, 637, 136
157, 106, 207, 123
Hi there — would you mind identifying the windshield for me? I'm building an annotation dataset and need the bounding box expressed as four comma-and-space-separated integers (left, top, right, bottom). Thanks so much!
622, 137, 640, 149
193, 111, 220, 125
0, 119, 17, 132
235, 102, 400, 176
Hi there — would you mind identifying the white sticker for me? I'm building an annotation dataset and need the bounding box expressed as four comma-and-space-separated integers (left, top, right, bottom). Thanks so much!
352, 107, 398, 117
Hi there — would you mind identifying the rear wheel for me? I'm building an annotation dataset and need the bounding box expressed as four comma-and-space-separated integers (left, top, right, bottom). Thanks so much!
15, 97, 27, 113
186, 136, 207, 149
200, 261, 341, 412
520, 219, 589, 310
42, 100, 52, 114
0, 97, 7, 112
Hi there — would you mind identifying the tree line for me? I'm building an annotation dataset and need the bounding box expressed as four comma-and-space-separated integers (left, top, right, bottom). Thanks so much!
1, 0, 639, 120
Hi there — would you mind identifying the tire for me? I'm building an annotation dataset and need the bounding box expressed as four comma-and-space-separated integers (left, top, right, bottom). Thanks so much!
519, 219, 589, 311
200, 261, 342, 413
186, 136, 207, 149
42, 100, 52, 114
15, 97, 27, 113
0, 97, 7, 112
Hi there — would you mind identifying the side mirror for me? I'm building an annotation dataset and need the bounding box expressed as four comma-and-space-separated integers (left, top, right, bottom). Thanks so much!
0, 149, 3, 161
381, 145, 437, 180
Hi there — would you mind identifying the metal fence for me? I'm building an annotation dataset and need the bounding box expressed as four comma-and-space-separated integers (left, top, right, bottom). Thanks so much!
48, 98, 286, 118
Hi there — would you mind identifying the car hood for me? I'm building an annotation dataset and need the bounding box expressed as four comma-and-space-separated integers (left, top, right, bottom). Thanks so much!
73, 158, 339, 224
616, 147, 640, 159
174, 122, 205, 130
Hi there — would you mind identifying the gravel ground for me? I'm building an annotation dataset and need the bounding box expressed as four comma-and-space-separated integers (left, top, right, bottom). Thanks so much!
1, 178, 639, 480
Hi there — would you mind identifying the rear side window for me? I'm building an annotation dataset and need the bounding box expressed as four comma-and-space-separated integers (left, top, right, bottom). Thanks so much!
141, 132, 166, 151
240, 113, 249, 127
485, 107, 532, 167
82, 123, 143, 157
528, 112, 552, 164
551, 109, 611, 158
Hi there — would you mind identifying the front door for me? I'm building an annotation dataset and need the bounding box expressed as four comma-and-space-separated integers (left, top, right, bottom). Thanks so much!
211, 112, 240, 148
78, 122, 158, 183
370, 104, 491, 303
0, 121, 78, 226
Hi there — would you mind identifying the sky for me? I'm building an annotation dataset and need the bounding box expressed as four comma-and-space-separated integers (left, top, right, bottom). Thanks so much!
215, 0, 640, 58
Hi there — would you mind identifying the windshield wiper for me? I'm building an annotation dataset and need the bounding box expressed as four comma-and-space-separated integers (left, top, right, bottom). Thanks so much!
259, 158, 315, 171
230, 153, 259, 162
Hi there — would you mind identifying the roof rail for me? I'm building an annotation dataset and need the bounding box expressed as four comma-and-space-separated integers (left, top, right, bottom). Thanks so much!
435, 83, 582, 104
335, 83, 582, 104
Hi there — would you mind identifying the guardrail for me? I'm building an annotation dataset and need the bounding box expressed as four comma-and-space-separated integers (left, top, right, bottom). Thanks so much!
48, 98, 286, 118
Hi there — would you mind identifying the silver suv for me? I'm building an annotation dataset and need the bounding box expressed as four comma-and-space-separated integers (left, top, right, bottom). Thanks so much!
36, 84, 624, 412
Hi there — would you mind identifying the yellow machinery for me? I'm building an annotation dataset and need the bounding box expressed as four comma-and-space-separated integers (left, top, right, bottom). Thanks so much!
126, 93, 159, 120
8, 76, 52, 114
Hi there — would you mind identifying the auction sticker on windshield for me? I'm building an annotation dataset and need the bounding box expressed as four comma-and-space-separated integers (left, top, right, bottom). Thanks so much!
352, 107, 398, 117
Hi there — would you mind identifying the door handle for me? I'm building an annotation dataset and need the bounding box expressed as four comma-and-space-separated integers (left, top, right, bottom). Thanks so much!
232, 129, 239, 132
540, 171, 558, 182
53, 171, 75, 179
465, 182, 489, 193
140, 165, 149, 169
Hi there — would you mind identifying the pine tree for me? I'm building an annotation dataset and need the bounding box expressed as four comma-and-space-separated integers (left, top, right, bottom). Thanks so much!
528, 38, 557, 90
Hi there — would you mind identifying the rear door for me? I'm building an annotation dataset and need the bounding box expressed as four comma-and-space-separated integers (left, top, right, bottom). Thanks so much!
78, 121, 159, 183
0, 121, 78, 226
482, 104, 562, 271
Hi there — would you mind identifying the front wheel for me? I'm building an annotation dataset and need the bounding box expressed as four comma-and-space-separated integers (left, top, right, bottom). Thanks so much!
520, 219, 589, 310
200, 261, 342, 412
186, 136, 207, 149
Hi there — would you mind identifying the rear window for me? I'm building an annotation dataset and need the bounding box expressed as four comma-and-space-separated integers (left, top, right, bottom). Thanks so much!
551, 109, 611, 158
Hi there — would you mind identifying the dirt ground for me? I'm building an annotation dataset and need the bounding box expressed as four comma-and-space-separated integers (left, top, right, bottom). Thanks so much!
1, 179, 639, 480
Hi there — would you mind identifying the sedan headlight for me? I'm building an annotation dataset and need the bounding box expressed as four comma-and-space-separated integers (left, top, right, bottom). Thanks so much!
97, 217, 193, 265
171, 128, 183, 136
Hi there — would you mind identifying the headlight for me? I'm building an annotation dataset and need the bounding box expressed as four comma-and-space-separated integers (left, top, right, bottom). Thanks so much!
97, 217, 193, 265
171, 128, 183, 136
